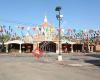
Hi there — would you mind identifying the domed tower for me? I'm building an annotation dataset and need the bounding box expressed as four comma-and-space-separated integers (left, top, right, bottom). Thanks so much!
33, 16, 58, 53
42, 16, 48, 27
41, 16, 55, 41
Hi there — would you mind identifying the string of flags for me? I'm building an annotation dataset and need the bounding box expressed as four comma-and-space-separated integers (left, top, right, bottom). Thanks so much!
0, 25, 100, 40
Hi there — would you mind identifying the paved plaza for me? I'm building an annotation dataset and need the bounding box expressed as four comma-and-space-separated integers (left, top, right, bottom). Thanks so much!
0, 52, 100, 80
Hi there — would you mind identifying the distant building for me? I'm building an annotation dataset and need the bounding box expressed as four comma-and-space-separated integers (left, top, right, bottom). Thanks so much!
3, 16, 89, 53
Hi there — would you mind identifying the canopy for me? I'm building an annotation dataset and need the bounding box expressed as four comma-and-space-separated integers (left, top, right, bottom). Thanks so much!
4, 40, 24, 45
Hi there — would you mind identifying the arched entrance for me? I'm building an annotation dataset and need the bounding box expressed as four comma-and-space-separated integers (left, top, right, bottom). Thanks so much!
73, 44, 83, 52
62, 43, 83, 53
39, 41, 56, 53
21, 43, 33, 53
8, 43, 20, 53
62, 43, 71, 53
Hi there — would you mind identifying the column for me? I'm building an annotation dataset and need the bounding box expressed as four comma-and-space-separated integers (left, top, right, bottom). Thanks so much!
88, 45, 90, 52
32, 43, 34, 51
33, 43, 37, 50
91, 46, 93, 52
37, 42, 39, 48
56, 43, 59, 54
19, 44, 22, 53
71, 44, 73, 53
6, 44, 8, 53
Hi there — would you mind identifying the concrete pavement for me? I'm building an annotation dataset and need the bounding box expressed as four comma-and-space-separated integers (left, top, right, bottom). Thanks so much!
0, 52, 100, 80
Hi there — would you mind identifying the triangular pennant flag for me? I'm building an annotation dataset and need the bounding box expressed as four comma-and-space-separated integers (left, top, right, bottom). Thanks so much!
21, 27, 24, 30
0, 26, 3, 32
27, 27, 30, 31
32, 27, 36, 30
9, 26, 11, 30
39, 27, 41, 31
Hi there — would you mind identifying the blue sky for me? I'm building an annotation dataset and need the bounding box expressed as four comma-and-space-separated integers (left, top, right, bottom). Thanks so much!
0, 0, 100, 31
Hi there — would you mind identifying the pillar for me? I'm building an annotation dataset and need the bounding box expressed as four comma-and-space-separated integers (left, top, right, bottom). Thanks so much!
56, 43, 59, 54
37, 42, 39, 48
33, 43, 37, 50
32, 43, 34, 51
19, 44, 22, 53
88, 45, 90, 52
87, 43, 90, 53
71, 44, 73, 53
91, 46, 93, 52
82, 44, 84, 52
6, 44, 8, 53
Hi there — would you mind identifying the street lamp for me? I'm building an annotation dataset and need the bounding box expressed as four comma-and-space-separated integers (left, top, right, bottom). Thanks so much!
55, 6, 63, 61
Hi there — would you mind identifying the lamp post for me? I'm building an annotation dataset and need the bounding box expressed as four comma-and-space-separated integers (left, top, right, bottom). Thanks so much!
55, 6, 63, 61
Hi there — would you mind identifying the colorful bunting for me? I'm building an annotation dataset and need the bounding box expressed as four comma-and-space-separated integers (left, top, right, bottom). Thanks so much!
89, 29, 94, 33
9, 26, 11, 30
39, 27, 41, 31
49, 27, 54, 33
45, 27, 48, 32
21, 27, 24, 30
0, 26, 3, 32
27, 27, 30, 31
32, 27, 36, 31
57, 28, 61, 32
73, 29, 76, 33
67, 28, 72, 32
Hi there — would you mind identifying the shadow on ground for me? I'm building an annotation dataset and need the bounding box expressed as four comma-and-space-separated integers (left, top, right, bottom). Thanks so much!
85, 53, 100, 58
85, 60, 100, 67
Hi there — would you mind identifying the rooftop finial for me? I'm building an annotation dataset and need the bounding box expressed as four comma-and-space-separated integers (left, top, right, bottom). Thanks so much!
44, 16, 47, 22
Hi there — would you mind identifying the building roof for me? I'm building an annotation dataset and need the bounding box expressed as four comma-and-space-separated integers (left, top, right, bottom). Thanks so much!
61, 39, 76, 44
4, 40, 24, 45
23, 32, 33, 43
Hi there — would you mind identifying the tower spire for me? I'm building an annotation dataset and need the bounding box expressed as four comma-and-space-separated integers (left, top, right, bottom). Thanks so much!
44, 16, 47, 22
